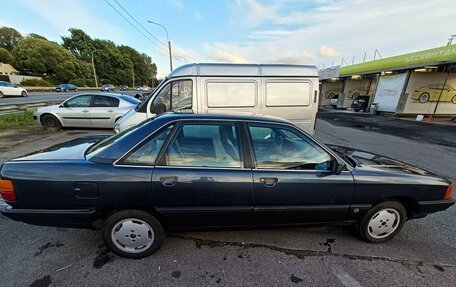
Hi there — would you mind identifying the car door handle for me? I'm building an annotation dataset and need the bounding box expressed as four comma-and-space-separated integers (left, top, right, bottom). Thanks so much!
260, 177, 278, 187
82, 110, 89, 113
160, 176, 178, 187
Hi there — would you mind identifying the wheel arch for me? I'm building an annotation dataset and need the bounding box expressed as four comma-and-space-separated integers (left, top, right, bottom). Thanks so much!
93, 206, 168, 229
40, 112, 64, 127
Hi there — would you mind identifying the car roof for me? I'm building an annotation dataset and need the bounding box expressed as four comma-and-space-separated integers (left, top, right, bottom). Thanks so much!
153, 112, 290, 125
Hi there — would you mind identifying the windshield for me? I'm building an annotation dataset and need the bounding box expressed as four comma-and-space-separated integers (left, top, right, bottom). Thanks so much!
119, 95, 141, 105
135, 78, 167, 112
85, 117, 156, 158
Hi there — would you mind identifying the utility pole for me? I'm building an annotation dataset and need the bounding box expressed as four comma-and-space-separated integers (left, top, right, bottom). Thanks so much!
147, 20, 173, 72
131, 66, 135, 87
91, 49, 100, 88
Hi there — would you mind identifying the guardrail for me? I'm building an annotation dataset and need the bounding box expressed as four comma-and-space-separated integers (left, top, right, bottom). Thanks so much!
0, 101, 56, 115
20, 87, 100, 92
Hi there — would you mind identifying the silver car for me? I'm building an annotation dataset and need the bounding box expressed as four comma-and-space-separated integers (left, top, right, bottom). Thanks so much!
33, 93, 140, 130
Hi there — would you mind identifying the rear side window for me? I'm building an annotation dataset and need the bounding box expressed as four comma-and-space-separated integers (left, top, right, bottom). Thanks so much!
206, 81, 256, 107
93, 95, 119, 107
265, 82, 311, 106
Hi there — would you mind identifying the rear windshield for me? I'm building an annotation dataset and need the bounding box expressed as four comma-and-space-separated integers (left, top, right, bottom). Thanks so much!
119, 95, 141, 105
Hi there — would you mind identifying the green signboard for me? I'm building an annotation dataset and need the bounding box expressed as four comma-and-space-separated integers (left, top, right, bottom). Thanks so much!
340, 44, 456, 76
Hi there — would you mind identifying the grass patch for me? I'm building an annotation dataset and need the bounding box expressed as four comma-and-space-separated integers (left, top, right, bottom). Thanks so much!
0, 110, 35, 129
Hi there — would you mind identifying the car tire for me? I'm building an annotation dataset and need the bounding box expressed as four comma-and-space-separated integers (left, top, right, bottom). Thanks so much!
352, 93, 360, 99
354, 108, 360, 112
74, 88, 78, 92
0, 91, 3, 98
21, 91, 27, 97
358, 201, 406, 243
41, 114, 62, 131
102, 210, 165, 259
452, 95, 456, 104
418, 93, 430, 103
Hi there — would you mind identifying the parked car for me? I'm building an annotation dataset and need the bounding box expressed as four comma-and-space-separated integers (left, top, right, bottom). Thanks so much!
411, 83, 456, 104
32, 93, 140, 130
116, 63, 320, 135
329, 94, 339, 107
101, 84, 115, 92
351, 96, 370, 112
1, 113, 453, 259
55, 84, 78, 92
0, 81, 28, 98
120, 85, 129, 91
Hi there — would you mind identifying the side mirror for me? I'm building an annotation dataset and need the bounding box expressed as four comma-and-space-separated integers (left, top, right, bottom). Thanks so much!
61, 102, 68, 108
331, 159, 346, 175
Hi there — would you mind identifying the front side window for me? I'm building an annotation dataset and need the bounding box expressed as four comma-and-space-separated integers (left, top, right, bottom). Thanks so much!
248, 124, 331, 170
150, 80, 192, 113
65, 95, 92, 107
122, 125, 174, 165
93, 95, 119, 107
165, 122, 241, 168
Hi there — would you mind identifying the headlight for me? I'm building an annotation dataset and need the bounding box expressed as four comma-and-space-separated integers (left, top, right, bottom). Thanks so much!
114, 124, 120, 134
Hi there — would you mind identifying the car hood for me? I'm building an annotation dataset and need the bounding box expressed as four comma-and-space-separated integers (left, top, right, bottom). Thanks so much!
327, 144, 446, 179
12, 135, 110, 161
36, 104, 60, 113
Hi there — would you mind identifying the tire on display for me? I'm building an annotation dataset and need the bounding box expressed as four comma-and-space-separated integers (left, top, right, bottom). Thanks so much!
102, 210, 165, 259
41, 114, 62, 131
358, 201, 406, 243
418, 92, 430, 103
21, 91, 27, 97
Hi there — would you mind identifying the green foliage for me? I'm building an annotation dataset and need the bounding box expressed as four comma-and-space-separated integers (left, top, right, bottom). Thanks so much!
0, 110, 35, 129
0, 27, 23, 51
12, 37, 91, 83
20, 78, 53, 87
28, 33, 47, 40
0, 47, 13, 64
70, 78, 93, 87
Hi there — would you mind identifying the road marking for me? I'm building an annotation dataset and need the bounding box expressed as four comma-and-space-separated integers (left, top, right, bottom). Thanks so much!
332, 265, 363, 287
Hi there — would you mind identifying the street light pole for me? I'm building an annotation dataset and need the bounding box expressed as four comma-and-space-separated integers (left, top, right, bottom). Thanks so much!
91, 49, 100, 88
147, 20, 173, 71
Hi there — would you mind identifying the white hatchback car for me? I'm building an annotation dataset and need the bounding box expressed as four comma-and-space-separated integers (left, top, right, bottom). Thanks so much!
0, 81, 28, 98
33, 93, 140, 130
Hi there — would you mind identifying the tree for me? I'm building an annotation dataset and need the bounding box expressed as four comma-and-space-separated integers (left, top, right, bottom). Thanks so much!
12, 37, 91, 83
28, 33, 47, 41
61, 28, 95, 62
0, 27, 23, 51
0, 47, 13, 64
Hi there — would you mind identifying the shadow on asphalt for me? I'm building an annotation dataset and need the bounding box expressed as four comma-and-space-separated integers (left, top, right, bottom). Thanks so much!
319, 111, 456, 148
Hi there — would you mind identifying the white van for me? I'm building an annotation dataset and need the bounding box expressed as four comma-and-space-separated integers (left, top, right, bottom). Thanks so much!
115, 63, 319, 134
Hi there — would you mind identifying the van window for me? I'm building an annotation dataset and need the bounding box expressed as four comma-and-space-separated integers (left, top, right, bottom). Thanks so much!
151, 80, 192, 113
206, 81, 256, 107
265, 82, 311, 106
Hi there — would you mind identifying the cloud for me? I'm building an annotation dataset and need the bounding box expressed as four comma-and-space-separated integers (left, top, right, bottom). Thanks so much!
204, 42, 250, 63
319, 45, 340, 58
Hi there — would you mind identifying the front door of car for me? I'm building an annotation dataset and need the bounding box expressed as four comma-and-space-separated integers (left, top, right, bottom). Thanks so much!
90, 95, 119, 128
151, 121, 253, 228
57, 95, 93, 127
247, 123, 354, 225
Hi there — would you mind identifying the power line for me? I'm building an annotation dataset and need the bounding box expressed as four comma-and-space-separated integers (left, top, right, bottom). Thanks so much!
103, 0, 167, 53
113, 0, 168, 47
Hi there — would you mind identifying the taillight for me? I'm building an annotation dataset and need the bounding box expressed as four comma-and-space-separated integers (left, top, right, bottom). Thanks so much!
444, 185, 453, 200
0, 179, 15, 201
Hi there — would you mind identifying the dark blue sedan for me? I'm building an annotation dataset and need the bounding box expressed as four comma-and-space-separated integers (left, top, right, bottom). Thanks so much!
55, 83, 78, 92
0, 113, 453, 258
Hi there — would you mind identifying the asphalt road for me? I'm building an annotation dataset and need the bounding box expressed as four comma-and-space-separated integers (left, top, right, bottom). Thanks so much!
0, 90, 143, 106
0, 116, 455, 286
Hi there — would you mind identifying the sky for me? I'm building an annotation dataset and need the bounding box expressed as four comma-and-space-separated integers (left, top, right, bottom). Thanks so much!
2, 0, 456, 78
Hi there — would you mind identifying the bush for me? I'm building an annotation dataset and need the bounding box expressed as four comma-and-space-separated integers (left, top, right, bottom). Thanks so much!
20, 78, 53, 87
0, 47, 13, 64
70, 78, 93, 87
0, 110, 35, 129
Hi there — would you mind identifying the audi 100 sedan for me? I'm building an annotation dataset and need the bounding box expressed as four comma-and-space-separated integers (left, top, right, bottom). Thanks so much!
0, 113, 453, 258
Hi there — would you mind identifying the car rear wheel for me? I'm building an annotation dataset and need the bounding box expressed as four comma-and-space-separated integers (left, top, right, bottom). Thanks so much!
102, 210, 165, 259
418, 92, 430, 103
358, 201, 406, 243
21, 91, 27, 97
41, 114, 62, 131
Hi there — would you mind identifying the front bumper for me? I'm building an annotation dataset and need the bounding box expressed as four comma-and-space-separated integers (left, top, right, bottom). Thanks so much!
0, 204, 96, 228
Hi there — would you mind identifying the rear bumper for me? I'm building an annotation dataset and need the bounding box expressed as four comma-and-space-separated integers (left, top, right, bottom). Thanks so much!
412, 199, 455, 217
0, 204, 96, 228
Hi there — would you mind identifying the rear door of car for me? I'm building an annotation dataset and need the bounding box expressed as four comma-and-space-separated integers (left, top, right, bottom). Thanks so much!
90, 95, 119, 128
246, 122, 354, 225
58, 95, 93, 127
150, 120, 254, 228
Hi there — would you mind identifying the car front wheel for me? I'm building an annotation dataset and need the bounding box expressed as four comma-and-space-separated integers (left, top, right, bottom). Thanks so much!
0, 91, 3, 98
41, 114, 62, 131
358, 201, 406, 243
21, 91, 27, 97
102, 210, 165, 259
418, 92, 430, 103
